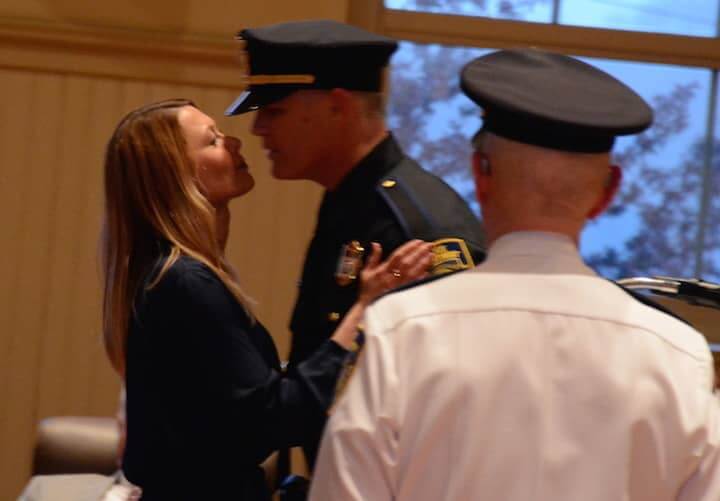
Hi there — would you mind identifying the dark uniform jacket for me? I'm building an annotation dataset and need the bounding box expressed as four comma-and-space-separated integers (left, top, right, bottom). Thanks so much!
288, 133, 485, 464
123, 256, 348, 500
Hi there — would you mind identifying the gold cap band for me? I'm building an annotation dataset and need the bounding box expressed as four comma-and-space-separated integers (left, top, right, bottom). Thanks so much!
242, 74, 316, 85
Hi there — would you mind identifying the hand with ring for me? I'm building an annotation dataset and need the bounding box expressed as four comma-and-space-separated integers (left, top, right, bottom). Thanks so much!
331, 240, 433, 350
358, 240, 434, 304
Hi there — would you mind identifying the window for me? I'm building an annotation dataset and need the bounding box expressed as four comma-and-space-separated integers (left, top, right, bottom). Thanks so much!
575, 59, 713, 278
385, 0, 720, 36
386, 0, 554, 23
701, 85, 720, 277
353, 0, 720, 280
559, 0, 718, 38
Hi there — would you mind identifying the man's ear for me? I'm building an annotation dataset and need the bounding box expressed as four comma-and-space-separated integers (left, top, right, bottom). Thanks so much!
472, 151, 491, 204
327, 88, 355, 117
587, 164, 621, 219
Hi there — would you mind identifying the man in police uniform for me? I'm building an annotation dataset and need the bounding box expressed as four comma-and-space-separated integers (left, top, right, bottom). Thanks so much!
310, 49, 720, 500
226, 19, 485, 466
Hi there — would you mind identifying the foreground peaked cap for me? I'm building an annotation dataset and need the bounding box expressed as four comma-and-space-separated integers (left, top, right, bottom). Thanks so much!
225, 20, 398, 116
460, 48, 653, 152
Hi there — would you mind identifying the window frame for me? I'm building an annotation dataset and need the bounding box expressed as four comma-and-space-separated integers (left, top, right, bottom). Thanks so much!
348, 0, 720, 68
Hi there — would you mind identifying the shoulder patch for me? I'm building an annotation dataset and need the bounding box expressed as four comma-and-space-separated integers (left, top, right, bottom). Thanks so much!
430, 238, 475, 275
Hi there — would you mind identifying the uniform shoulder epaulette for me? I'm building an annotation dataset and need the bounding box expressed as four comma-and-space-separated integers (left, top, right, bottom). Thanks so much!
375, 157, 438, 240
612, 281, 692, 327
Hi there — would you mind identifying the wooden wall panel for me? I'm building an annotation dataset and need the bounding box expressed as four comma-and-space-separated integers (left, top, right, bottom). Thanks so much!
0, 0, 347, 38
80, 78, 128, 423
2, 71, 68, 495
0, 69, 40, 500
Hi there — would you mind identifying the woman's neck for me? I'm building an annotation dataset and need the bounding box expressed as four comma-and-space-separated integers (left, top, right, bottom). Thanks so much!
214, 205, 230, 252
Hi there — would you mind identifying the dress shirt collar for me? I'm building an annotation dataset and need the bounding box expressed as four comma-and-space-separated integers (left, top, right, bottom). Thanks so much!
476, 231, 596, 276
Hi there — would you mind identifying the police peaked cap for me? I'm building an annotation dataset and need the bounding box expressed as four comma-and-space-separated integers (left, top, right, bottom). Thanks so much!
225, 20, 398, 116
460, 48, 653, 152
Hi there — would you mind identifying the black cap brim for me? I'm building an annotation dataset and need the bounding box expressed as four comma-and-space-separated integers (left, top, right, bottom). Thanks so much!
224, 88, 296, 116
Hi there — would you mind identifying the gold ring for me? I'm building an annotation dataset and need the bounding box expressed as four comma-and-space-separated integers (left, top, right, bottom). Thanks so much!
392, 269, 401, 278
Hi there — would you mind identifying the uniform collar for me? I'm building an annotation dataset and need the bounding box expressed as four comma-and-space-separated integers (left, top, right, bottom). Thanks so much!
317, 133, 403, 229
326, 132, 402, 199
477, 231, 596, 276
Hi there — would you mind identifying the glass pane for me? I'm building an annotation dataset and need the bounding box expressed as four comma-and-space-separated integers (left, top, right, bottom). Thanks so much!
701, 78, 720, 281
580, 59, 712, 279
560, 0, 719, 38
385, 0, 554, 23
388, 42, 714, 279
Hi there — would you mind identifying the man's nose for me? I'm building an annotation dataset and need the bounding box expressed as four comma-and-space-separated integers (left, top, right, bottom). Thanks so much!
224, 135, 242, 155
223, 136, 242, 162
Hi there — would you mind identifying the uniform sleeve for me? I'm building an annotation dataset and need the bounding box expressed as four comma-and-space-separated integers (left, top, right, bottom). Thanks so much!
309, 306, 399, 501
147, 260, 349, 465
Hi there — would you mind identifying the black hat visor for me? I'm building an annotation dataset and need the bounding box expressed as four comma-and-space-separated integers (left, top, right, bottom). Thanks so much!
225, 87, 297, 116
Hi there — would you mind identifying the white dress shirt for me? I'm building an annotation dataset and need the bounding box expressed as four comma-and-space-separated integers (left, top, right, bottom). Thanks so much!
310, 232, 720, 501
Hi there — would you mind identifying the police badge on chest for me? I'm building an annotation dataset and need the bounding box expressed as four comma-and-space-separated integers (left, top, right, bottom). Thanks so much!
335, 240, 365, 286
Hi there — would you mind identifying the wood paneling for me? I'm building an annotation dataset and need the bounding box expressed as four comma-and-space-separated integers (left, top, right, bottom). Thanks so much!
0, 1, 347, 39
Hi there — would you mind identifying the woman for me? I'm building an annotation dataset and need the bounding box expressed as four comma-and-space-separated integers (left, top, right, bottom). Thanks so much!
101, 99, 430, 500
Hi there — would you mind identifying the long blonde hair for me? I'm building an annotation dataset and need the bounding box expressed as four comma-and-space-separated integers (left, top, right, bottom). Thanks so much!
101, 99, 254, 376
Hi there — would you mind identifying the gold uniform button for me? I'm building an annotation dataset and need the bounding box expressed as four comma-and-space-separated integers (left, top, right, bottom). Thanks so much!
328, 312, 341, 322
381, 179, 397, 188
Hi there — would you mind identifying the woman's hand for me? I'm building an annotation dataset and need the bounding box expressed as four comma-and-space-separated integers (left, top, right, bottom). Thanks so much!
331, 240, 432, 350
331, 240, 433, 350
358, 240, 433, 305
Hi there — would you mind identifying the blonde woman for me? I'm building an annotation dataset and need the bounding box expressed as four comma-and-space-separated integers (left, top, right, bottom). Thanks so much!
101, 99, 431, 500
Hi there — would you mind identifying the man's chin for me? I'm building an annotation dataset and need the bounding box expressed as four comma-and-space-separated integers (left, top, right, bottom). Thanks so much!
239, 180, 255, 196
271, 166, 298, 180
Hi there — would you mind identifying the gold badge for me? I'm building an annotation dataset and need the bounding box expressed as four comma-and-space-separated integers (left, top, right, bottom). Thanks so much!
335, 240, 365, 286
430, 238, 475, 275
